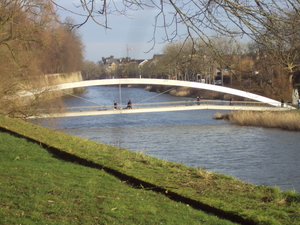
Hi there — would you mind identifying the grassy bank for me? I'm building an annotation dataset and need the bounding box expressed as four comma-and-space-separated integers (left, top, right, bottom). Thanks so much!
0, 132, 234, 224
1, 116, 300, 224
215, 110, 300, 131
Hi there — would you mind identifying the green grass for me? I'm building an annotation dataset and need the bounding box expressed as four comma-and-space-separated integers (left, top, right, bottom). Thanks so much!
0, 132, 236, 225
1, 115, 300, 224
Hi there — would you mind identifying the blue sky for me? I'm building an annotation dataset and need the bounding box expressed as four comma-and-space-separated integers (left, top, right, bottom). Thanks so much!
55, 1, 257, 63
56, 1, 179, 62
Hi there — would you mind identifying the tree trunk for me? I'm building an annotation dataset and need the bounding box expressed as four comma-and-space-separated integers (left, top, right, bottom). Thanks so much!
292, 87, 299, 105
289, 73, 299, 105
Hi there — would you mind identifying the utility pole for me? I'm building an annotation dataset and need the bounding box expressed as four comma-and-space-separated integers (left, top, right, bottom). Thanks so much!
126, 44, 133, 59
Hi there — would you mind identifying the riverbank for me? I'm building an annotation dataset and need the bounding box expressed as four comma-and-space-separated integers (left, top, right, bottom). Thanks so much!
1, 116, 300, 224
214, 110, 300, 131
1, 131, 235, 224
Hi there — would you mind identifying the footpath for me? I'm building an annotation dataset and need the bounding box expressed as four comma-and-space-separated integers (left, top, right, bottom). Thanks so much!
1, 115, 299, 225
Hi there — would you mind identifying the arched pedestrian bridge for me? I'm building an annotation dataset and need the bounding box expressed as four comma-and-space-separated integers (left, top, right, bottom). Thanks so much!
54, 78, 281, 105
26, 78, 293, 118
21, 78, 281, 106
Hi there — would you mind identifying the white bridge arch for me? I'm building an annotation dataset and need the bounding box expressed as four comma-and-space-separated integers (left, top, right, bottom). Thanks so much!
53, 78, 281, 107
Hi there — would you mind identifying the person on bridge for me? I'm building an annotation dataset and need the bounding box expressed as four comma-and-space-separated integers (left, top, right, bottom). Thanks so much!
196, 96, 201, 105
127, 100, 132, 109
114, 101, 118, 109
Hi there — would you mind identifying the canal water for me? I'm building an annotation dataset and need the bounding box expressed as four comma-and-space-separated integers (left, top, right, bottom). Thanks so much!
33, 86, 300, 192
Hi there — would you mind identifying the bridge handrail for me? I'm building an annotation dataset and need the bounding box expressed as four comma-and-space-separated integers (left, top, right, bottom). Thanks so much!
62, 100, 282, 112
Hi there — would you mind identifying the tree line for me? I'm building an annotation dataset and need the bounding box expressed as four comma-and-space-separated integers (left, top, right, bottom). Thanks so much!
0, 0, 84, 118
82, 37, 298, 103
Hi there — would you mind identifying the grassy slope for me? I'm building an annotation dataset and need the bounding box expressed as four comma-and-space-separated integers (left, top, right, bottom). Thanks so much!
0, 116, 300, 225
0, 132, 235, 225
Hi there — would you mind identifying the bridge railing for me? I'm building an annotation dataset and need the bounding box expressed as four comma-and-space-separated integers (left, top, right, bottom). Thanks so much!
63, 100, 280, 112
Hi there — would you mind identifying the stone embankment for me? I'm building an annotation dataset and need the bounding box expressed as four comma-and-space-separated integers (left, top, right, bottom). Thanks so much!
45, 71, 83, 86
45, 71, 84, 96
31, 71, 84, 105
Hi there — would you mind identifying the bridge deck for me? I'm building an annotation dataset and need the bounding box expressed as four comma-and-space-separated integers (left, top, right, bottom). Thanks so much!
38, 104, 290, 118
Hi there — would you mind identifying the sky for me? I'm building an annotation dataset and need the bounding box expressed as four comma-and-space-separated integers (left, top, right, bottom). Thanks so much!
56, 1, 181, 62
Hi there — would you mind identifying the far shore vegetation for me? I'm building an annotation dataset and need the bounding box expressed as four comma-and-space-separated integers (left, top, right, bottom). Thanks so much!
214, 110, 300, 131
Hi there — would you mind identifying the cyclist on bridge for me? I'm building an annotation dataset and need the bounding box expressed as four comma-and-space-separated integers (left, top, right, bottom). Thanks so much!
114, 101, 118, 109
127, 100, 132, 109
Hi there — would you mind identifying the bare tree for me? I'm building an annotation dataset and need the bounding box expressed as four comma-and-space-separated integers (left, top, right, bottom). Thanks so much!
0, 0, 84, 118
52, 1, 299, 48
52, 0, 300, 103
